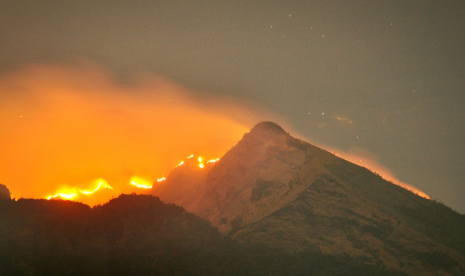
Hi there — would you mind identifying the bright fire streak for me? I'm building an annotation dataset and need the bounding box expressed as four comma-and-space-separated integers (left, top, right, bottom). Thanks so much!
80, 180, 113, 195
206, 158, 220, 163
176, 161, 184, 167
47, 193, 77, 200
198, 157, 202, 162
157, 177, 166, 182
130, 180, 152, 189
199, 163, 204, 169
187, 154, 194, 159
129, 176, 155, 189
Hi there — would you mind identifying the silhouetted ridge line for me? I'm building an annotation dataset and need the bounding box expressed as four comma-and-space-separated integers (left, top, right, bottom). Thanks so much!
249, 121, 287, 136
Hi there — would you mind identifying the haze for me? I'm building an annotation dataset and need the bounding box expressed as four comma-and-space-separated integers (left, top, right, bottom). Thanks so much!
0, 64, 251, 205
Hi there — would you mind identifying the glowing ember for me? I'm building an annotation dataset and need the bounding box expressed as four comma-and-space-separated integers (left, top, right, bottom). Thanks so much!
199, 163, 204, 168
157, 177, 166, 182
206, 158, 220, 163
176, 161, 184, 167
198, 157, 202, 162
187, 154, 194, 159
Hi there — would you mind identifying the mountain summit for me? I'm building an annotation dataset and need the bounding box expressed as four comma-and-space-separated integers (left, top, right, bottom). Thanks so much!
152, 121, 465, 275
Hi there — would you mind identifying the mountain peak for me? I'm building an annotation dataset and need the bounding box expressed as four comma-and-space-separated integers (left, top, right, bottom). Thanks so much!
249, 121, 287, 136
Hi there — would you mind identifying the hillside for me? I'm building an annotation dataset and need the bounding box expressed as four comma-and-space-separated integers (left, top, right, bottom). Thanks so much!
152, 121, 465, 275
0, 194, 255, 275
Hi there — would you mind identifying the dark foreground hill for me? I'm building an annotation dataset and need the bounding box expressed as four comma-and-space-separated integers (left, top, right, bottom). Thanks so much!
0, 194, 407, 276
152, 121, 465, 276
0, 183, 10, 200
0, 194, 252, 275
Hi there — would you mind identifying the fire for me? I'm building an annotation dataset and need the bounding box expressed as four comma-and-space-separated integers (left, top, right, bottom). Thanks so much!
46, 179, 113, 201
129, 154, 219, 190
47, 193, 77, 200
80, 180, 113, 195
130, 176, 155, 189
45, 154, 221, 202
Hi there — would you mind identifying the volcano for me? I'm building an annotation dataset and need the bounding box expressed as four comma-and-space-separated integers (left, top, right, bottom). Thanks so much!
152, 121, 465, 275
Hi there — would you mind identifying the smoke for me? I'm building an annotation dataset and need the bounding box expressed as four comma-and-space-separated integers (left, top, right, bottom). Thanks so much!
0, 63, 254, 205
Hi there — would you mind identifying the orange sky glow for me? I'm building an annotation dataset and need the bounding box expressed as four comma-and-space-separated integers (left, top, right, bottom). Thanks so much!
323, 145, 431, 199
0, 64, 251, 206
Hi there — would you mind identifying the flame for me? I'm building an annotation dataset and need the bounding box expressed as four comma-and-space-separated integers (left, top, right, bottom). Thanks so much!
130, 176, 154, 189
80, 180, 113, 195
47, 193, 77, 200
129, 154, 220, 190
45, 153, 220, 201
46, 179, 113, 201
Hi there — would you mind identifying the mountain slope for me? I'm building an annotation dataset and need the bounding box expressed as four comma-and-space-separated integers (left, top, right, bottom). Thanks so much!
152, 121, 465, 275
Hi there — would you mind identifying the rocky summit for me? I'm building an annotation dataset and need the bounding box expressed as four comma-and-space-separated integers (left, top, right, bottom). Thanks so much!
152, 121, 465, 275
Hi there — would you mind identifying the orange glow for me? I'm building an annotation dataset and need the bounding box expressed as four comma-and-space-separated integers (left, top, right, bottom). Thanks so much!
0, 64, 253, 206
324, 146, 431, 200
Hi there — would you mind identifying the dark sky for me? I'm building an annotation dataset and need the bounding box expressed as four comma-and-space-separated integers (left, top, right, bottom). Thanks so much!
1, 0, 464, 212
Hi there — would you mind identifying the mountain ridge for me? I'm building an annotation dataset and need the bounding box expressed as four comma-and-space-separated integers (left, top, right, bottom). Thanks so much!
152, 121, 465, 275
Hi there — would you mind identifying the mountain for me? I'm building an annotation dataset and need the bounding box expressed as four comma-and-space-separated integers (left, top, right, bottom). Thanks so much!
0, 183, 10, 200
152, 121, 465, 275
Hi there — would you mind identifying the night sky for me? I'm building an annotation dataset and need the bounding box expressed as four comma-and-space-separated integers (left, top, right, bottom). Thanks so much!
1, 1, 464, 212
